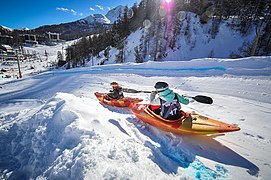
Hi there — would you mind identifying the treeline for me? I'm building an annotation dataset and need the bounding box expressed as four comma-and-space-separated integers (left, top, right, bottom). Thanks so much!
64, 0, 271, 67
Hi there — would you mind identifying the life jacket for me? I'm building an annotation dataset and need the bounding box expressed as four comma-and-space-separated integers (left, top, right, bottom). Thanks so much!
113, 86, 124, 99
159, 93, 181, 119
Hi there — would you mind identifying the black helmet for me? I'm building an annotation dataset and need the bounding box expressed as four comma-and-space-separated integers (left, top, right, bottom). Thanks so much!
154, 82, 169, 92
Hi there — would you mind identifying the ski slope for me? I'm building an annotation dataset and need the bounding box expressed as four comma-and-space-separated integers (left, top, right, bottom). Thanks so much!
0, 57, 271, 179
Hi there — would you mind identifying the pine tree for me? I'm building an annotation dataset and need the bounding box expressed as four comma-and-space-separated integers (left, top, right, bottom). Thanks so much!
169, 12, 183, 50
139, 30, 148, 59
256, 1, 271, 55
80, 36, 90, 66
44, 50, 48, 61
134, 46, 143, 63
122, 6, 130, 37
129, 3, 141, 32
115, 49, 124, 63
210, 16, 220, 39
104, 47, 111, 61
114, 36, 125, 63
57, 51, 63, 61
57, 51, 65, 67
152, 19, 163, 61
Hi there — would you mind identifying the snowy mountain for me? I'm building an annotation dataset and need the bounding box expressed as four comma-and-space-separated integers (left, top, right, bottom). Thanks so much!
32, 5, 126, 40
81, 14, 111, 24
0, 25, 13, 32
0, 5, 125, 41
18, 27, 30, 31
105, 5, 126, 24
80, 5, 126, 25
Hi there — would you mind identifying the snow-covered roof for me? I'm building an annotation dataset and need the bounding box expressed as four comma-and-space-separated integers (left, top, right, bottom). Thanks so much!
0, 44, 13, 51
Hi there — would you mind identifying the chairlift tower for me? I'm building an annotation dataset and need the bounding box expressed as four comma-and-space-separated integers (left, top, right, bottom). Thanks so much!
16, 50, 22, 78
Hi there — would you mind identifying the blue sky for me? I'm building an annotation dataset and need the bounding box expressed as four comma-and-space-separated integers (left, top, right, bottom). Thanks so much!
0, 0, 140, 29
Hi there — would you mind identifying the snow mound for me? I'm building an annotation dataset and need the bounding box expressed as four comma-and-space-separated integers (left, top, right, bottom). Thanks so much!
0, 93, 92, 179
0, 92, 249, 179
0, 93, 186, 179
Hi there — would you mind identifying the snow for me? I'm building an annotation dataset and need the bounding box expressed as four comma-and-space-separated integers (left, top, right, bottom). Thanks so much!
0, 40, 75, 83
1, 53, 271, 179
95, 11, 258, 63
1, 9, 271, 180
80, 5, 125, 25
105, 5, 126, 24
165, 12, 255, 60
83, 14, 111, 24
0, 25, 13, 32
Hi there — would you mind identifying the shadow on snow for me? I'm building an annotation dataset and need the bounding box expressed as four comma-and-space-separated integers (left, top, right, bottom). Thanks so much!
126, 116, 259, 178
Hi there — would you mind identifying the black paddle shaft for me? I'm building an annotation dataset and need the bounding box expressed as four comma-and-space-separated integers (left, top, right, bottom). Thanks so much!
123, 88, 151, 93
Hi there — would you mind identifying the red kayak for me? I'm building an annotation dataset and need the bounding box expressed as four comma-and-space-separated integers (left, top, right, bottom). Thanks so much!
95, 92, 143, 107
130, 103, 240, 135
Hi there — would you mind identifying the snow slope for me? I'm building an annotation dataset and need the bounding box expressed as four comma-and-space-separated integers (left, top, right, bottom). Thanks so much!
0, 56, 271, 179
95, 11, 259, 65
164, 12, 256, 61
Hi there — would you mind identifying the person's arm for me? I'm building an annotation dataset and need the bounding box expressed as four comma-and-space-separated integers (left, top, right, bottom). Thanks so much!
177, 93, 189, 105
150, 91, 160, 105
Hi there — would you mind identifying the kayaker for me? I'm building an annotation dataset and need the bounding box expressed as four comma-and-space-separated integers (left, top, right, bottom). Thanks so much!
107, 82, 124, 99
150, 81, 192, 128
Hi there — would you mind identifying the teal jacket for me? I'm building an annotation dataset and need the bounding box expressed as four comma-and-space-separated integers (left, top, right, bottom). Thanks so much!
150, 89, 189, 105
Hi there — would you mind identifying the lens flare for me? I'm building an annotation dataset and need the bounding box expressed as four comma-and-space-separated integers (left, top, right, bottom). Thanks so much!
162, 0, 174, 11
143, 19, 151, 29
127, 9, 134, 19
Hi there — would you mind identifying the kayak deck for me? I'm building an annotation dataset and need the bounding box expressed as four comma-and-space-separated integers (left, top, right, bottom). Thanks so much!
130, 103, 240, 135
95, 92, 143, 107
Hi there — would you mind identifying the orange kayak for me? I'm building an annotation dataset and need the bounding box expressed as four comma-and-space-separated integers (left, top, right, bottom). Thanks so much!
95, 92, 143, 107
130, 103, 240, 135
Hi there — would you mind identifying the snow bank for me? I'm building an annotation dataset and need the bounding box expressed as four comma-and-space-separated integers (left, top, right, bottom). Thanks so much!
88, 56, 271, 77
0, 93, 191, 179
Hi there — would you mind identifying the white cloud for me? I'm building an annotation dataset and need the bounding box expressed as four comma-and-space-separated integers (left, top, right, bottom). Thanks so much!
71, 9, 77, 15
89, 7, 95, 11
56, 7, 69, 12
56, 7, 83, 16
107, 7, 111, 11
96, 5, 104, 10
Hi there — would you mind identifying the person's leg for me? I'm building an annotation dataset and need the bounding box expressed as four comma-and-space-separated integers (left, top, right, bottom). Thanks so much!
182, 113, 192, 129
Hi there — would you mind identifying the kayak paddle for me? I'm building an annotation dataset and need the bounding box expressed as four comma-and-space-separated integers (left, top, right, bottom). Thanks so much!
122, 88, 213, 104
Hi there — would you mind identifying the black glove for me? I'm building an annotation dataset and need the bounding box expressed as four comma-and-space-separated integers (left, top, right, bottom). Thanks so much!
151, 91, 157, 95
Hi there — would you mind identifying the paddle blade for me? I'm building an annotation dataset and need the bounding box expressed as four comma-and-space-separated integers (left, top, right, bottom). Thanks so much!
192, 95, 213, 104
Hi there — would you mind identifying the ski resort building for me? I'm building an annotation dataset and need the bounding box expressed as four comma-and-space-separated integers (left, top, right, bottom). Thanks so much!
19, 34, 38, 46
